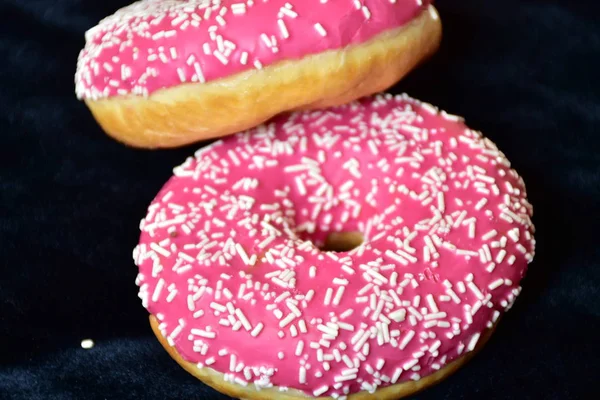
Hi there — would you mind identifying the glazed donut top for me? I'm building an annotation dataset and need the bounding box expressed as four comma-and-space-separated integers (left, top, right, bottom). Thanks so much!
75, 0, 433, 100
133, 94, 535, 398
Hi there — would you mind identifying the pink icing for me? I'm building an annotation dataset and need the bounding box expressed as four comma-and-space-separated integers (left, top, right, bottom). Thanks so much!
133, 94, 536, 398
75, 0, 432, 100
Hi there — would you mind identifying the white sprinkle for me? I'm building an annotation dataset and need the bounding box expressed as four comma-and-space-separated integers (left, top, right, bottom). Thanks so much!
362, 6, 371, 19
260, 33, 272, 47
399, 330, 415, 350
299, 366, 307, 384
80, 339, 94, 349
467, 332, 481, 351
279, 313, 296, 328
467, 282, 485, 299
251, 323, 264, 337
437, 192, 445, 212
280, 6, 298, 18
468, 222, 476, 239
389, 308, 406, 322
314, 23, 327, 36
287, 301, 302, 317
475, 198, 488, 210
492, 310, 501, 322
342, 354, 354, 368
385, 249, 408, 265
213, 50, 229, 65
482, 230, 498, 240
240, 52, 248, 65
318, 324, 338, 337
508, 228, 520, 242
446, 288, 461, 304
403, 358, 418, 370
235, 243, 251, 265
483, 245, 492, 262
496, 249, 507, 263
150, 242, 170, 257
192, 62, 205, 83
313, 386, 329, 396
209, 302, 226, 313
333, 286, 345, 305
229, 354, 237, 372
423, 312, 447, 321
333, 278, 348, 285
277, 19, 290, 39
191, 329, 216, 339
391, 367, 403, 383
324, 288, 333, 306
235, 308, 252, 331
426, 294, 439, 313
298, 319, 308, 333
488, 279, 504, 290
152, 278, 165, 302
166, 289, 177, 303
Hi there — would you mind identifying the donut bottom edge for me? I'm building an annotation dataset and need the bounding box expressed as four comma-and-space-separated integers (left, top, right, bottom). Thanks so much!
85, 6, 442, 149
149, 315, 497, 400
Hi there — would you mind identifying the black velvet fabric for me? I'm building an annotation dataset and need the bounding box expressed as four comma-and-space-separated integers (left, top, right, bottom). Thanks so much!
1, 0, 599, 399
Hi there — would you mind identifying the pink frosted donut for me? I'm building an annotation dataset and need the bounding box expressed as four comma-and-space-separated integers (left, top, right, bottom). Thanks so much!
75, 0, 442, 148
134, 94, 536, 400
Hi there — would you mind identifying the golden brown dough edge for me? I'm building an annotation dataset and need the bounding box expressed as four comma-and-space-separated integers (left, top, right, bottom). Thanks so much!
149, 315, 497, 400
84, 6, 442, 149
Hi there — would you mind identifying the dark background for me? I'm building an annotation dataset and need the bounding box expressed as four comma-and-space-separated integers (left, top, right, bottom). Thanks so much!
1, 0, 599, 399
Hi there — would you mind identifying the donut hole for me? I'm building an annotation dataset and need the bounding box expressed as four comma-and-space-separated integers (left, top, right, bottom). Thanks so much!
319, 231, 364, 253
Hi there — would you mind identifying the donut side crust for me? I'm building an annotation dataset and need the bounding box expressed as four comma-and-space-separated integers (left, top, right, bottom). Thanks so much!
149, 315, 497, 400
84, 6, 442, 149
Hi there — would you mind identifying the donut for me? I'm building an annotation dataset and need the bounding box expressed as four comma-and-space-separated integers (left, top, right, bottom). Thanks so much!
75, 0, 442, 148
133, 94, 536, 400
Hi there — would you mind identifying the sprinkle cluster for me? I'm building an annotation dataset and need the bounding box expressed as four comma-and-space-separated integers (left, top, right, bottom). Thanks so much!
134, 93, 535, 398
75, 0, 430, 99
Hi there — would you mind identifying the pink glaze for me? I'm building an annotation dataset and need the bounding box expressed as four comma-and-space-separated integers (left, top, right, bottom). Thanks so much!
133, 94, 535, 398
75, 0, 432, 100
